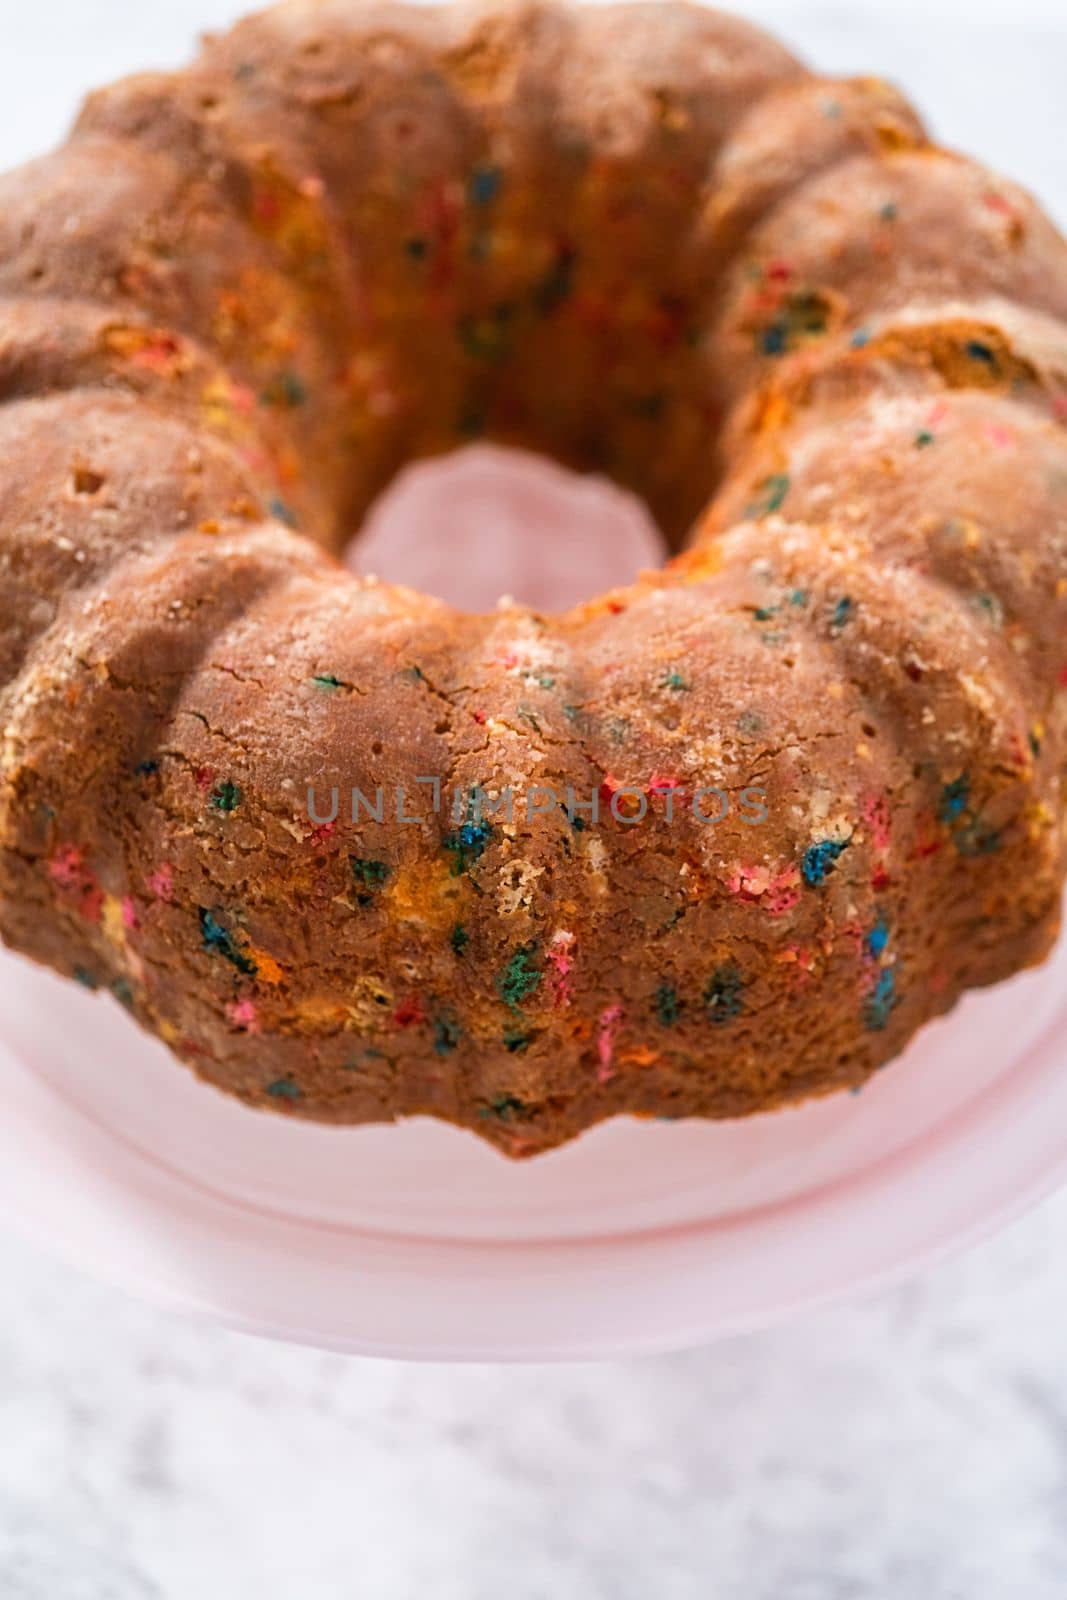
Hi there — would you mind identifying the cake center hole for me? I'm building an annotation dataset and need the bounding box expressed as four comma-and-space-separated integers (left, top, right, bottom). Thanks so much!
346, 444, 667, 613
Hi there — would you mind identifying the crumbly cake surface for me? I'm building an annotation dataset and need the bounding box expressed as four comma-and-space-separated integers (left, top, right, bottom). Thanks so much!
0, 0, 1065, 1155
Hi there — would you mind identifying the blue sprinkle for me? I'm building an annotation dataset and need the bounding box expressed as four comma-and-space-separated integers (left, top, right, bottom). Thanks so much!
865, 967, 898, 1031
850, 327, 872, 348
802, 838, 849, 886
268, 496, 298, 528
866, 918, 890, 958
829, 595, 855, 632
760, 323, 786, 356
939, 774, 970, 823
469, 164, 502, 205
443, 820, 493, 873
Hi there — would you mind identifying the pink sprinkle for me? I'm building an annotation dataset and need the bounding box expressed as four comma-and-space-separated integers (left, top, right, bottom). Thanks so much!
147, 864, 174, 901
1053, 392, 1067, 425
648, 772, 687, 806
472, 709, 487, 725
596, 1003, 624, 1084
226, 998, 260, 1032
984, 423, 1014, 451
861, 791, 892, 851
926, 401, 950, 430
726, 863, 801, 916
194, 766, 215, 793
547, 929, 575, 1009
121, 895, 139, 930
48, 844, 85, 889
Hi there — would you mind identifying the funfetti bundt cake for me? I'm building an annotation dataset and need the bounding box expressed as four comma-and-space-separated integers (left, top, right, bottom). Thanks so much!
0, 0, 1065, 1157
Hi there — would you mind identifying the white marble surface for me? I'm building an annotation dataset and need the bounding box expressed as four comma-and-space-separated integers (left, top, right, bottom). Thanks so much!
1, 2, 1067, 1595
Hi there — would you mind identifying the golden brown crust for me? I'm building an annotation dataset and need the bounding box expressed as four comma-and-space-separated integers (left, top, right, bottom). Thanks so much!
0, 0, 1065, 1155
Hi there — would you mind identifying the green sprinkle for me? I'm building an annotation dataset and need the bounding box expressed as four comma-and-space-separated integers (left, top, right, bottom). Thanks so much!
74, 966, 99, 990
351, 857, 391, 904
746, 472, 791, 518
312, 672, 342, 691
915, 430, 936, 449
503, 1030, 531, 1054
482, 1093, 526, 1120
261, 370, 307, 409
111, 977, 135, 1009
705, 964, 745, 1025
210, 780, 243, 813
660, 670, 689, 692
655, 982, 682, 1026
498, 942, 542, 1011
829, 595, 855, 632
450, 924, 469, 955
969, 592, 1004, 627
443, 821, 493, 875
267, 1078, 302, 1101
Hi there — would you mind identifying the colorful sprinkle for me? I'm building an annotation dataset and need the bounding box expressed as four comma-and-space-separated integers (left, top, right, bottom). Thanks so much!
469, 164, 502, 205
450, 923, 469, 955
746, 472, 791, 518
939, 775, 970, 823
829, 596, 855, 632
266, 1077, 302, 1101
268, 496, 298, 526
147, 863, 174, 901
226, 997, 260, 1032
801, 838, 849, 886
655, 982, 682, 1026
210, 780, 243, 813
433, 1011, 462, 1055
260, 370, 307, 408
864, 967, 898, 1031
498, 943, 542, 1010
483, 1094, 526, 1121
596, 1003, 624, 1083
443, 820, 493, 874
705, 964, 745, 1024
198, 907, 257, 975
546, 929, 575, 1009
351, 856, 391, 904
866, 918, 890, 958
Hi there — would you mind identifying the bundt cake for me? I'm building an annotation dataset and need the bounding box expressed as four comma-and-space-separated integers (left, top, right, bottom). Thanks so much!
1, 0, 1065, 1157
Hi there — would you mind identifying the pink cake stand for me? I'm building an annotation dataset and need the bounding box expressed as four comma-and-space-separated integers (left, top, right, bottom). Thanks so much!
2, 449, 1064, 1360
